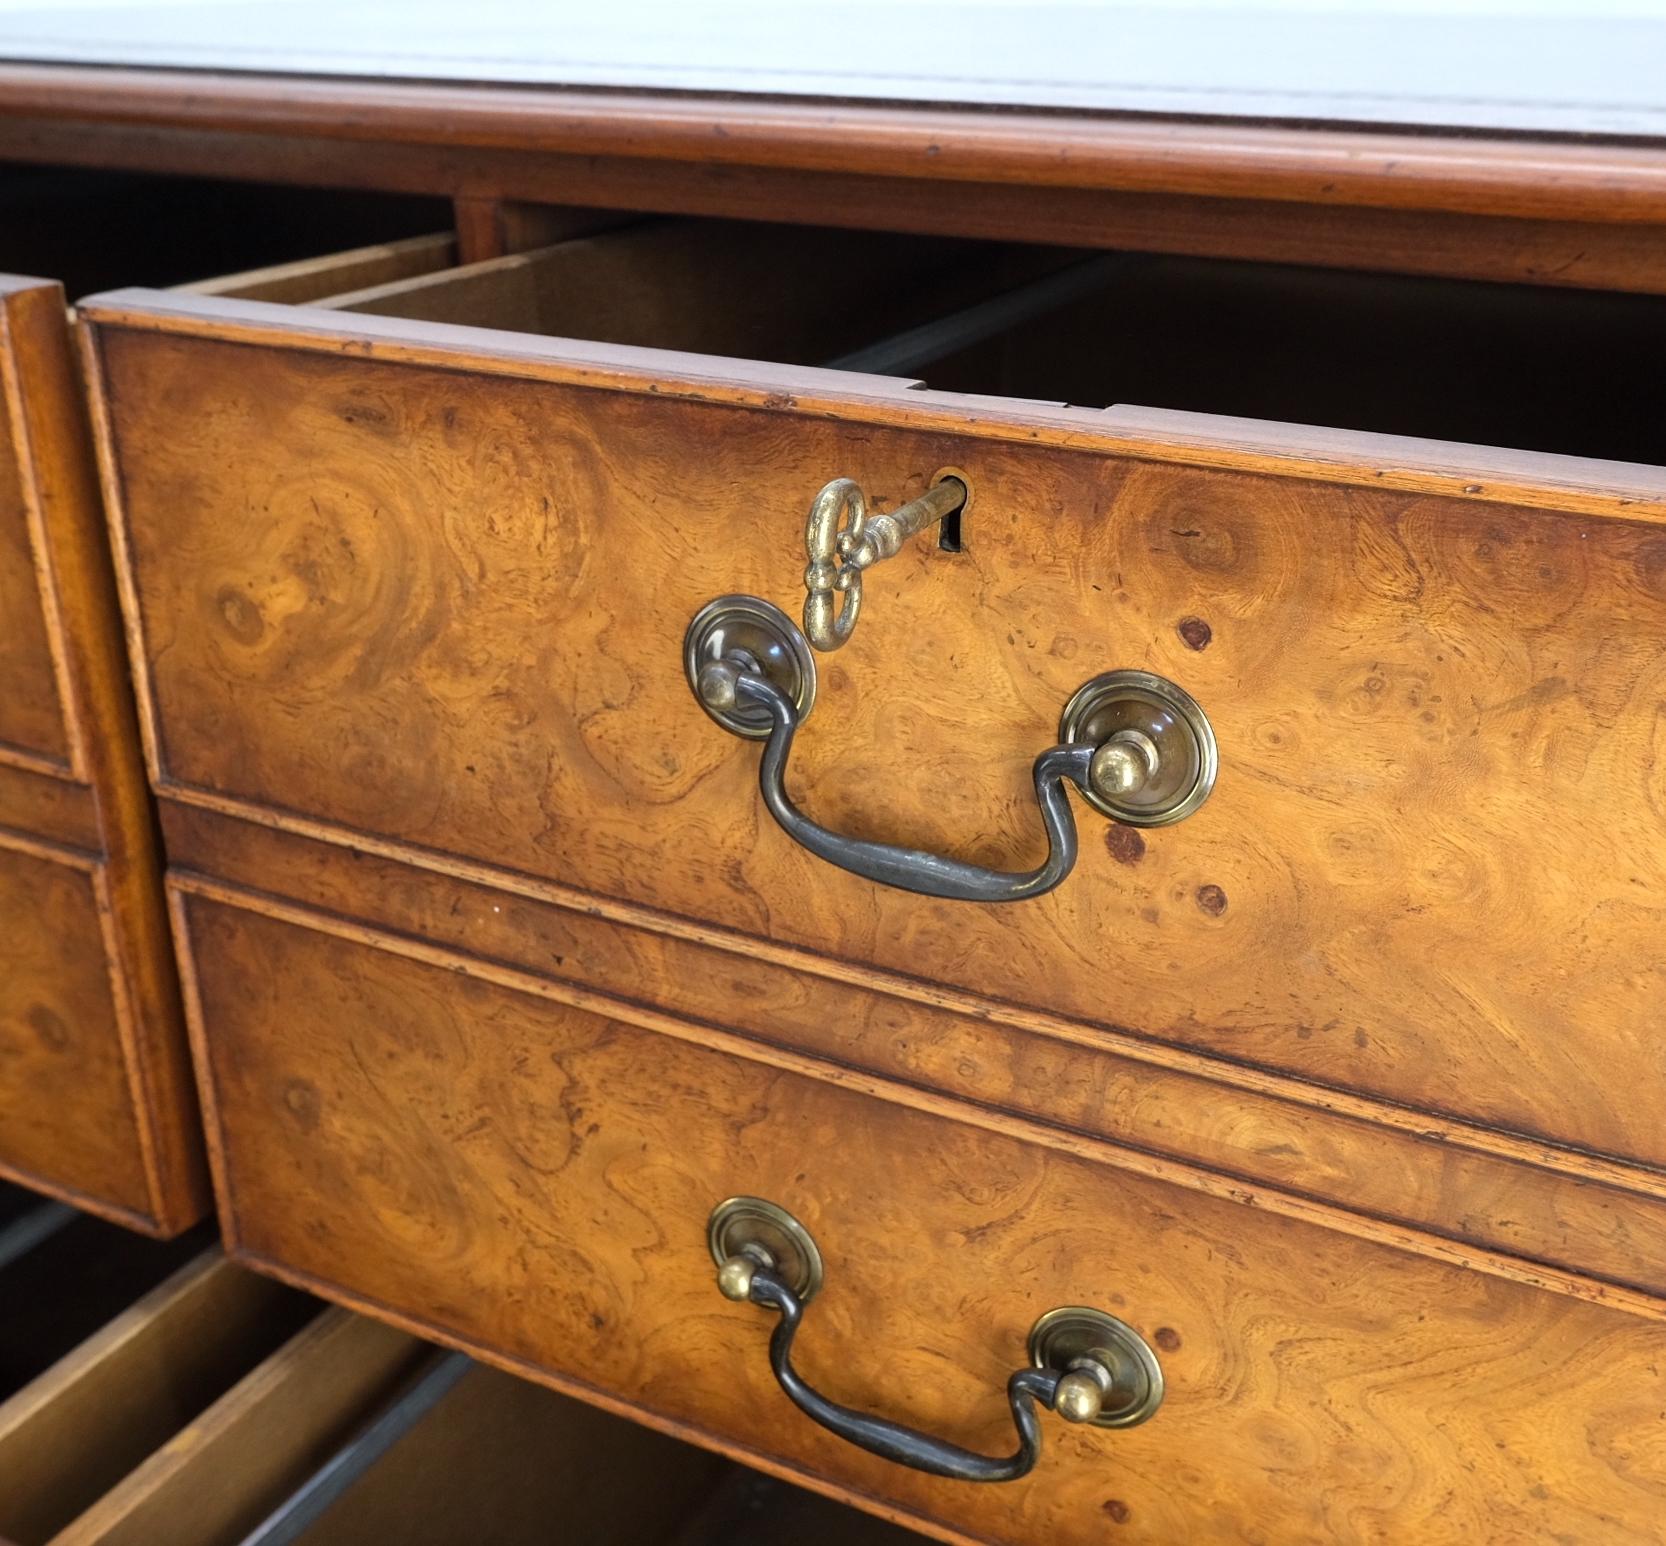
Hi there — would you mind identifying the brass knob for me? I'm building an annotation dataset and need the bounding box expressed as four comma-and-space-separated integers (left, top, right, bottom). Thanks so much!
1060, 670, 1217, 828
716, 1255, 757, 1302
1088, 729, 1159, 802
696, 658, 742, 712
685, 597, 818, 741
1054, 1363, 1112, 1424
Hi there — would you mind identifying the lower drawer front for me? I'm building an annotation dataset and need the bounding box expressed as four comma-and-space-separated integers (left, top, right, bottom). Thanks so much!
0, 845, 146, 1215
178, 891, 1666, 1546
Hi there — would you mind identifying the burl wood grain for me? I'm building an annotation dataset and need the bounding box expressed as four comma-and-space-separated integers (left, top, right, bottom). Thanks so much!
162, 806, 1666, 1309
0, 842, 143, 1212
0, 306, 72, 769
179, 894, 1666, 1546
0, 277, 204, 1232
89, 313, 1666, 1174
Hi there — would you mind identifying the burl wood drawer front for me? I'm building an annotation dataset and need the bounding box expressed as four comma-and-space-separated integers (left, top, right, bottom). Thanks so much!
174, 889, 1666, 1546
0, 844, 146, 1213
83, 293, 1666, 1180
0, 278, 203, 1233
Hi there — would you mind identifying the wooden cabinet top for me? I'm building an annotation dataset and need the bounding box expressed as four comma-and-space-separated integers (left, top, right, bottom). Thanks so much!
1, 3, 1665, 230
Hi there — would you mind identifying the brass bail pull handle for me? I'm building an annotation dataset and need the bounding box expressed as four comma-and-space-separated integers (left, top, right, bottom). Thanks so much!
803, 474, 966, 652
684, 595, 1219, 904
710, 657, 1092, 903
708, 1198, 1164, 1484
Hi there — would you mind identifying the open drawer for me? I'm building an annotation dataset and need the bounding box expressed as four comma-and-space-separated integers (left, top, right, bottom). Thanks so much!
0, 1200, 312, 1544
80, 213, 1666, 1262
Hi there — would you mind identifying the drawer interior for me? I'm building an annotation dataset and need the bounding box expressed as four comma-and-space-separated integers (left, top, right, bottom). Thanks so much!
0, 1186, 215, 1399
253, 1357, 929, 1546
920, 252, 1666, 465
207, 210, 1666, 465
0, 165, 448, 299
0, 1244, 313, 1545
14, 1257, 929, 1546
53, 1306, 429, 1546
204, 214, 1080, 371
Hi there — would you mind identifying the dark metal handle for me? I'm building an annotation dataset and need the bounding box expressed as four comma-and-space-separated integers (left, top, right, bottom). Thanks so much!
685, 594, 1218, 902
721, 666, 1095, 903
741, 1263, 1065, 1483
709, 1196, 1164, 1484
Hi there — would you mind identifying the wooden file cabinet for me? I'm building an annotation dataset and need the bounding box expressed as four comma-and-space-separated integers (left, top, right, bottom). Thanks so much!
67, 213, 1666, 1542
5, 25, 1666, 1538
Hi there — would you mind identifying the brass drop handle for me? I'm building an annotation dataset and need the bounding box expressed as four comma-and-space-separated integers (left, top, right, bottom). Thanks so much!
701, 655, 1094, 903
709, 1198, 1163, 1484
684, 595, 1218, 903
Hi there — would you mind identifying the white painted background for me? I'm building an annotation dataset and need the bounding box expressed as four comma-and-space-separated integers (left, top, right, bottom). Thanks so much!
0, 1, 1661, 136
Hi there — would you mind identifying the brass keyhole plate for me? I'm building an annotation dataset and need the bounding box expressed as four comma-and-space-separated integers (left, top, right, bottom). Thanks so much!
707, 1197, 825, 1303
684, 595, 817, 740
1059, 669, 1217, 826
1028, 1306, 1165, 1429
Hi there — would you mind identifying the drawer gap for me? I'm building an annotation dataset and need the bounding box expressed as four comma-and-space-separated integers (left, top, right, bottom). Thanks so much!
0, 164, 446, 301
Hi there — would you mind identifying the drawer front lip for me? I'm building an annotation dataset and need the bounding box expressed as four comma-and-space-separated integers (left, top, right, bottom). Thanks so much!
162, 808, 1666, 1310
0, 761, 101, 850
75, 287, 1666, 517
174, 885, 1666, 1546
85, 297, 1666, 1178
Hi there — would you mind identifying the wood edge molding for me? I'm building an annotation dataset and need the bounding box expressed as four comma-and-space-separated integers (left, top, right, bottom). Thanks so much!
0, 743, 76, 782
0, 811, 180, 1235
166, 886, 244, 1256
87, 863, 196, 1234
87, 859, 169, 1222
0, 764, 101, 853
0, 1151, 165, 1236
157, 800, 1666, 1301
3, 64, 1666, 225
77, 299, 1666, 521
153, 779, 1666, 1210
74, 320, 167, 794
0, 821, 98, 870
171, 871, 1666, 1325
